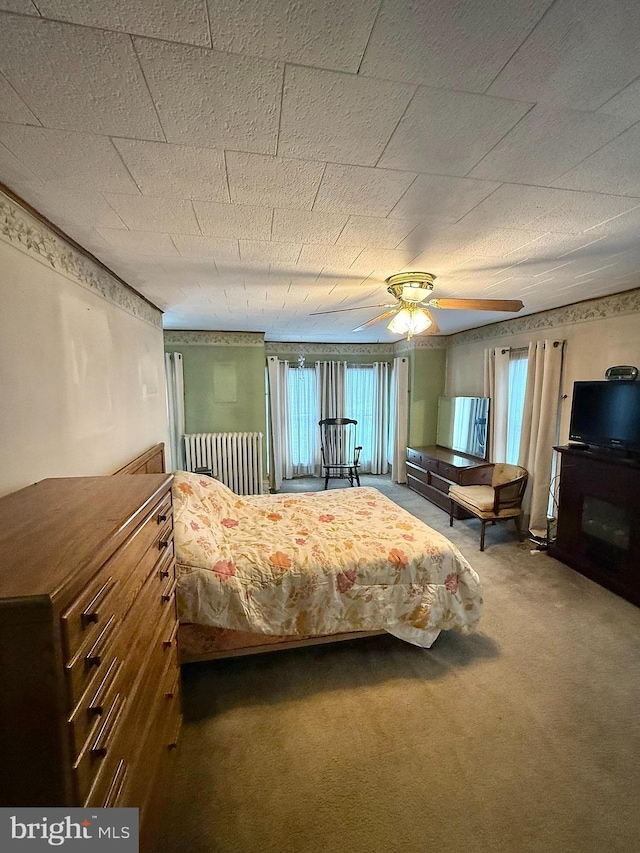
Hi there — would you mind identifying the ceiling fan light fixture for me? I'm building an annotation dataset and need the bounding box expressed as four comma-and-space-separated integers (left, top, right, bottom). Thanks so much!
401, 284, 431, 303
387, 306, 432, 338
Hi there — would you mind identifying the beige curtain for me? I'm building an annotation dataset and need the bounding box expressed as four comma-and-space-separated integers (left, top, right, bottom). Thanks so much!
483, 347, 510, 462
316, 360, 346, 420
518, 340, 565, 536
267, 356, 291, 490
391, 356, 409, 483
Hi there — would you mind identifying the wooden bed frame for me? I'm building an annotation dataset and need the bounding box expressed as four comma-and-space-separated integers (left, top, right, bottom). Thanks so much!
116, 444, 384, 663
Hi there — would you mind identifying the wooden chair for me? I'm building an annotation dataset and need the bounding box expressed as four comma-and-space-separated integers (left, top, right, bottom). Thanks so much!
448, 463, 528, 551
319, 418, 362, 489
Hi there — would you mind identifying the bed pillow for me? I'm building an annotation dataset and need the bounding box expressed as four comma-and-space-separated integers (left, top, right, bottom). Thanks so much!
172, 471, 244, 569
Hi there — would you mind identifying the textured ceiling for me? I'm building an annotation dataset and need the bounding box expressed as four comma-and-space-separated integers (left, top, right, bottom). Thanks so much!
1, 0, 640, 341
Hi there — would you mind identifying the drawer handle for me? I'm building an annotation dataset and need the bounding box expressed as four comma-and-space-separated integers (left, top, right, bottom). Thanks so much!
165, 672, 181, 699
91, 692, 126, 758
163, 620, 179, 649
157, 512, 168, 523
158, 549, 173, 579
167, 718, 182, 749
85, 615, 117, 668
88, 657, 122, 716
158, 537, 171, 550
81, 578, 116, 628
161, 578, 177, 603
103, 759, 128, 808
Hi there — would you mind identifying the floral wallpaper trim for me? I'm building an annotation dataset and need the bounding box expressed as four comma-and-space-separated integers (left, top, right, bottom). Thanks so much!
265, 341, 394, 356
164, 330, 265, 347
447, 289, 640, 347
0, 191, 162, 329
393, 337, 447, 353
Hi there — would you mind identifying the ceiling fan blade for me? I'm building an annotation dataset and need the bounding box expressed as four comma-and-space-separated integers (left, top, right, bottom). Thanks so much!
309, 302, 393, 316
352, 310, 398, 332
417, 307, 440, 335
429, 298, 524, 312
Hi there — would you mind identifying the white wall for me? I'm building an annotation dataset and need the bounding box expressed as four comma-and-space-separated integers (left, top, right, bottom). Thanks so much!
0, 200, 167, 497
446, 297, 640, 445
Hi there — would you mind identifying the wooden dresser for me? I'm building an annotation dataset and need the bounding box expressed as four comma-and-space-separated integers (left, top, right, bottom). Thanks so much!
406, 445, 484, 518
0, 474, 180, 832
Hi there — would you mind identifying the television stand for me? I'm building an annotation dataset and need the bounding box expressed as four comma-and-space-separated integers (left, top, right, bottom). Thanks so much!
549, 446, 640, 606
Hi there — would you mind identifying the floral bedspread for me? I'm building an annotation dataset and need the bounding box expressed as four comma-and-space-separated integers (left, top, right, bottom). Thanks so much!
172, 471, 483, 648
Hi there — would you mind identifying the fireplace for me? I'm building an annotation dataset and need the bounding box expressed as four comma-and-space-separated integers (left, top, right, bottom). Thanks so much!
549, 446, 640, 606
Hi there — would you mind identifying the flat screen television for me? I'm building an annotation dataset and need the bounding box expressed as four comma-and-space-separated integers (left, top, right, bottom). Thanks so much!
569, 381, 640, 453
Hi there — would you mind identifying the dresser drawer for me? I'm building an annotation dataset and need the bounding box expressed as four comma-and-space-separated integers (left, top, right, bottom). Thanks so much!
406, 462, 429, 485
61, 490, 172, 663
430, 472, 453, 494
74, 687, 128, 803
406, 448, 425, 467
68, 653, 124, 758
438, 461, 459, 481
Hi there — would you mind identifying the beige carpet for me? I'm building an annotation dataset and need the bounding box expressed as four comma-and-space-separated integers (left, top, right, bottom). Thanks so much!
157, 476, 640, 853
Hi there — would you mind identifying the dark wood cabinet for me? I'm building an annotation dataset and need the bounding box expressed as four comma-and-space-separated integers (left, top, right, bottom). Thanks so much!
0, 474, 181, 835
549, 446, 640, 606
406, 445, 485, 518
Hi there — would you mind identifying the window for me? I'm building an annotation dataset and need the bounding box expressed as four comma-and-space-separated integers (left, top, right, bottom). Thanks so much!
288, 367, 317, 471
506, 350, 528, 465
346, 365, 375, 469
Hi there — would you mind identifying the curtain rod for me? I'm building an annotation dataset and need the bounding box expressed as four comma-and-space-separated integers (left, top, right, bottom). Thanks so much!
501, 341, 563, 354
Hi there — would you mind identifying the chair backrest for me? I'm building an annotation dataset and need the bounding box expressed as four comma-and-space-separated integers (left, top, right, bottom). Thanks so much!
319, 418, 358, 466
492, 463, 528, 508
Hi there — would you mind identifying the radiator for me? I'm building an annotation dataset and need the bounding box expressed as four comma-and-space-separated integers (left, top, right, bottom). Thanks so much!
183, 432, 264, 495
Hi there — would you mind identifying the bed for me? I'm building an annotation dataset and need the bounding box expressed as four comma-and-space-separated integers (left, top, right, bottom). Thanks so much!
171, 469, 483, 661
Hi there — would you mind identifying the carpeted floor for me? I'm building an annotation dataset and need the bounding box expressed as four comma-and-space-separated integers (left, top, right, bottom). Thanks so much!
157, 476, 640, 853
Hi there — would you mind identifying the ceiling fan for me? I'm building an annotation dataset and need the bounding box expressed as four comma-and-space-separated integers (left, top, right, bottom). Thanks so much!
310, 272, 524, 338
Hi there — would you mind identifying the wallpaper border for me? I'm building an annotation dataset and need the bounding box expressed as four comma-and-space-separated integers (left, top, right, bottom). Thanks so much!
447, 288, 640, 346
0, 190, 162, 329
164, 330, 266, 347
265, 341, 395, 356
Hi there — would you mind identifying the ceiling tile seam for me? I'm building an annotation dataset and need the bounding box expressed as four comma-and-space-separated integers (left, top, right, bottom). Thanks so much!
96, 191, 138, 230
0, 139, 41, 184
28, 1, 42, 15
202, 0, 213, 50
460, 101, 536, 178
274, 63, 287, 158
550, 116, 640, 187
0, 71, 43, 126
309, 161, 329, 212
269, 208, 275, 242
480, 0, 561, 95
332, 216, 351, 246
189, 200, 203, 236
220, 150, 232, 204
355, 0, 384, 76
449, 181, 505, 227
597, 70, 640, 113
129, 35, 167, 143
391, 220, 422, 251
11, 11, 215, 53
108, 137, 143, 197
372, 84, 420, 170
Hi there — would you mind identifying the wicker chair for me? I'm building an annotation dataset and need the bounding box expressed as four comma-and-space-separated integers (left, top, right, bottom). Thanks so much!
448, 463, 528, 551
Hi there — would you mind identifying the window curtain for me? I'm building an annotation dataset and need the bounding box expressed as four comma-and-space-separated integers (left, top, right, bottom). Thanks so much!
518, 340, 565, 537
483, 346, 510, 462
391, 356, 409, 483
346, 362, 389, 473
316, 360, 346, 420
267, 356, 292, 490
164, 352, 185, 472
